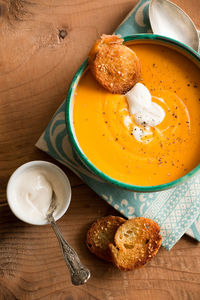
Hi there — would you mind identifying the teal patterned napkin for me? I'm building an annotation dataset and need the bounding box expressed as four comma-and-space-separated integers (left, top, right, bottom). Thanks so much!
36, 0, 200, 250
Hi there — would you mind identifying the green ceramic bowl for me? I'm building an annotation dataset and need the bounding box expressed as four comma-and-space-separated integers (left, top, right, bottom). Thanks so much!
65, 34, 200, 192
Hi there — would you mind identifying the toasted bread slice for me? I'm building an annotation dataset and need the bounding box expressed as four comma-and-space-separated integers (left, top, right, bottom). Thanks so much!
89, 35, 141, 94
86, 215, 125, 261
109, 217, 162, 271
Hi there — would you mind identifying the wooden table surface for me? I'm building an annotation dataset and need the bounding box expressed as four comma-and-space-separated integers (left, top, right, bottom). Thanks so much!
0, 0, 200, 299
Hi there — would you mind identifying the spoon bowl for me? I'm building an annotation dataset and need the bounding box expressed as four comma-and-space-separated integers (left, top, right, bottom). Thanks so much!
149, 0, 199, 52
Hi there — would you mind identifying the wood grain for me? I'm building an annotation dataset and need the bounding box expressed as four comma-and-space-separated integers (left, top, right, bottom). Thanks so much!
0, 0, 200, 299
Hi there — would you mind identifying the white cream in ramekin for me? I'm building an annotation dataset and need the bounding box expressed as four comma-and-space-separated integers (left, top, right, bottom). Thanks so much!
7, 161, 71, 225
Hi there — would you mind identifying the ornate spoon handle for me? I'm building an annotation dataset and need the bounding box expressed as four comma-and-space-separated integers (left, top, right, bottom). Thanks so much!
48, 215, 90, 285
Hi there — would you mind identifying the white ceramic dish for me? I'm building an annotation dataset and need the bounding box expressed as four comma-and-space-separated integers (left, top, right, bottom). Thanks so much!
7, 161, 71, 225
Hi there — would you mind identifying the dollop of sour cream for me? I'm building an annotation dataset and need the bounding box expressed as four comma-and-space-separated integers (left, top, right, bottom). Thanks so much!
125, 83, 165, 142
9, 166, 68, 224
18, 172, 53, 217
126, 83, 165, 127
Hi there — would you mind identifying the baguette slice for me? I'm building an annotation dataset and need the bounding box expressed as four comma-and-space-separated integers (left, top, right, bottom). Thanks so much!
109, 217, 162, 271
86, 215, 125, 261
89, 34, 141, 94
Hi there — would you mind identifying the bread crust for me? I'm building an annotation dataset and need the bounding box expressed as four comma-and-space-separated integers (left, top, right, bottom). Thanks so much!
109, 217, 162, 271
89, 35, 141, 94
86, 215, 125, 261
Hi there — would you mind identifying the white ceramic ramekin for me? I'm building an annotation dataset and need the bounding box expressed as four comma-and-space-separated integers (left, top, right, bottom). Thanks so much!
7, 161, 71, 225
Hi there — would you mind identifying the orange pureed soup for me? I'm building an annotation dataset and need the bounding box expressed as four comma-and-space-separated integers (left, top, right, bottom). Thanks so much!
73, 41, 200, 186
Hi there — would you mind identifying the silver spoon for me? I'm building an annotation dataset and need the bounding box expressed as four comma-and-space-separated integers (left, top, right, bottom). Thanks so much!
149, 0, 199, 52
46, 192, 90, 285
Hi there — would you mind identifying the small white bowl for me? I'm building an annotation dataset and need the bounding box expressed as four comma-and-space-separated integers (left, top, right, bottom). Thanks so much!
7, 161, 71, 225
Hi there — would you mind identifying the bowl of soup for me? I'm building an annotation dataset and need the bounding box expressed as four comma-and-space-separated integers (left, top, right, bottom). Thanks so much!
65, 34, 200, 192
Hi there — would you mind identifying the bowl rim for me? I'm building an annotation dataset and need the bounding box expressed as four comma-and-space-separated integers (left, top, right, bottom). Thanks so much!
65, 33, 200, 192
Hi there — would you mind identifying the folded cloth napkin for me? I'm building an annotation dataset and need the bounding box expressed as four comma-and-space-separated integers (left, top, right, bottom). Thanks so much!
36, 0, 200, 250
